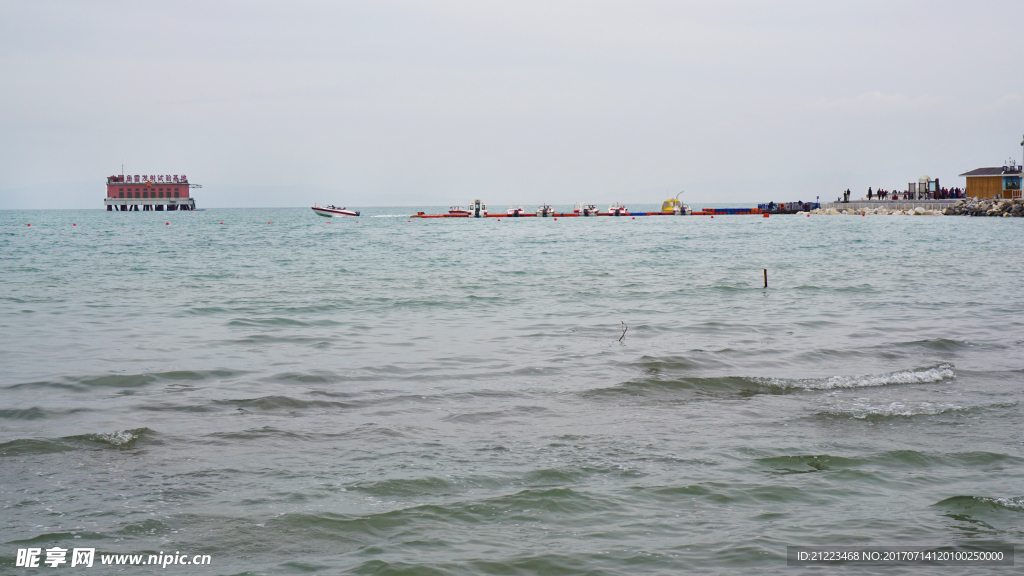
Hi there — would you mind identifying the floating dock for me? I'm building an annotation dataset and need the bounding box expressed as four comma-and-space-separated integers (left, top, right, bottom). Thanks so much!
690, 208, 763, 216
412, 208, 763, 218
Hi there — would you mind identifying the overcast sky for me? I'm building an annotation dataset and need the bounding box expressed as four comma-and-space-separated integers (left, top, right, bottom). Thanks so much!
1, 0, 1022, 208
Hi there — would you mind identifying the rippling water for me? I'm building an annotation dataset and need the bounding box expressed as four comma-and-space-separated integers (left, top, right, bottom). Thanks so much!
1, 206, 1022, 574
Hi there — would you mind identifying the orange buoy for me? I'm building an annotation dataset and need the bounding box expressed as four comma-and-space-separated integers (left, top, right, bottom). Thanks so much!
763, 213, 769, 218
166, 222, 169, 225
73, 223, 76, 226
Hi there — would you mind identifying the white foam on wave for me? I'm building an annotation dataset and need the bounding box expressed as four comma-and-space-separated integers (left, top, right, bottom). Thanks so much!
755, 364, 955, 391
822, 400, 965, 419
89, 429, 142, 446
988, 496, 1024, 511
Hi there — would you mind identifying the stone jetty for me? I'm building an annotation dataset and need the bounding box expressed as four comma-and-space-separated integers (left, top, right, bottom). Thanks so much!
810, 198, 1024, 217
944, 198, 1024, 217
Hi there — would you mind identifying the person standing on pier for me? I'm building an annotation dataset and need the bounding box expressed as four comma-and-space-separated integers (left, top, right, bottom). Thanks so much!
868, 187, 873, 201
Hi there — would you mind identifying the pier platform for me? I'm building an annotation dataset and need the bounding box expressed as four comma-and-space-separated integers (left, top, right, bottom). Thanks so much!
411, 209, 763, 218
104, 198, 196, 211
822, 200, 958, 212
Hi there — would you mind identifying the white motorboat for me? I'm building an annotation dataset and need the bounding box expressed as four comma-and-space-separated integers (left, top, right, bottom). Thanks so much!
507, 205, 527, 216
468, 199, 488, 218
312, 205, 359, 217
448, 206, 472, 216
537, 204, 554, 217
608, 203, 629, 216
574, 202, 600, 216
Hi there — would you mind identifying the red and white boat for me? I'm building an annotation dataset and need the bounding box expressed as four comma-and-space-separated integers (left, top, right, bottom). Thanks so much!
312, 205, 359, 217
574, 202, 600, 216
448, 206, 472, 216
608, 203, 629, 216
507, 205, 527, 216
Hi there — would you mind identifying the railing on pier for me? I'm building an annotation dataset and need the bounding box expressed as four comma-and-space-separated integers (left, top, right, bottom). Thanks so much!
822, 200, 958, 211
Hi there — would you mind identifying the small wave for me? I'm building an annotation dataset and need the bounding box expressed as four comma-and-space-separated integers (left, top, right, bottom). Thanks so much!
584, 376, 757, 398
820, 401, 966, 420
371, 214, 408, 218
227, 317, 311, 327
0, 438, 71, 456
754, 364, 955, 391
349, 476, 457, 497
903, 338, 973, 352
4, 375, 154, 391
875, 450, 1023, 468
632, 354, 729, 372
215, 395, 355, 411
265, 371, 337, 383
0, 407, 48, 420
5, 370, 246, 391
152, 369, 245, 381
116, 518, 172, 536
934, 495, 1024, 513
0, 428, 153, 456
757, 454, 860, 474
9, 531, 110, 545
70, 428, 152, 448
442, 405, 549, 424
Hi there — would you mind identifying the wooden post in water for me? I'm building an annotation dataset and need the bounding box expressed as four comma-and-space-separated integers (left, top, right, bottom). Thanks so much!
764, 269, 767, 288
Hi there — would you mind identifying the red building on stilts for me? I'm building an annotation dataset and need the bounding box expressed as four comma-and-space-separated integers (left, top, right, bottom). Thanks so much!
104, 173, 200, 211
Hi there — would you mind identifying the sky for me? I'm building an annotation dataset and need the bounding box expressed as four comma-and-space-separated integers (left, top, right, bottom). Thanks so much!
1, 0, 1022, 208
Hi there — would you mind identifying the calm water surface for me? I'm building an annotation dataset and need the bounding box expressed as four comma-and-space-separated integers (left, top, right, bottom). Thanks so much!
1, 206, 1022, 574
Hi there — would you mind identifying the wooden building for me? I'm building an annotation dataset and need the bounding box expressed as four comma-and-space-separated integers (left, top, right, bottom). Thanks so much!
959, 165, 1023, 199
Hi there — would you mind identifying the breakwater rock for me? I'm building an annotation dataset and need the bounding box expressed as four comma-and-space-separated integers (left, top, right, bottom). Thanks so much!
810, 206, 946, 216
944, 198, 1024, 217
811, 198, 1024, 217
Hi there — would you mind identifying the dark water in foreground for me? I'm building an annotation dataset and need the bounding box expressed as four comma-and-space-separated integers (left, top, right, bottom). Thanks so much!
1, 206, 1022, 574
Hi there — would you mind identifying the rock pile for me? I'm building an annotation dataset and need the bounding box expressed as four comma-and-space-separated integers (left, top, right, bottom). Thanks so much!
808, 198, 1024, 217
809, 206, 944, 216
943, 198, 1024, 217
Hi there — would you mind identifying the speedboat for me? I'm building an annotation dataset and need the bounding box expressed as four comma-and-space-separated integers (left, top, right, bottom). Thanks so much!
448, 206, 472, 216
574, 202, 600, 216
608, 203, 629, 216
537, 204, 554, 217
312, 205, 359, 217
468, 199, 487, 218
507, 205, 527, 216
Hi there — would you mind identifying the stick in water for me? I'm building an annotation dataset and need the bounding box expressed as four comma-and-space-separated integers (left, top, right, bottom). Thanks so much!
619, 321, 627, 342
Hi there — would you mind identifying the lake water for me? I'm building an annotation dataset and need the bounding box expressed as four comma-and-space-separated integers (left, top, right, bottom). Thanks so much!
1, 206, 1022, 574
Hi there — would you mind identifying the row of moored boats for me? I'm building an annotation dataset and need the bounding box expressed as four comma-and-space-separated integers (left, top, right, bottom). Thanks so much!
312, 194, 692, 218
449, 201, 638, 217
